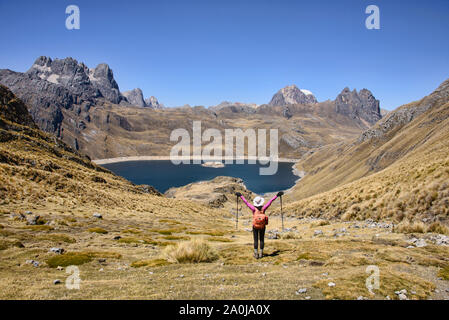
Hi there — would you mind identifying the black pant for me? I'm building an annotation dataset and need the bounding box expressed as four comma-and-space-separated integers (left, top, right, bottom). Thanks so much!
253, 227, 266, 250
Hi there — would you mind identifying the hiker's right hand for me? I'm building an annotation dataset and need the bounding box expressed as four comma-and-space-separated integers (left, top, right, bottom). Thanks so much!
235, 192, 242, 197
277, 191, 284, 197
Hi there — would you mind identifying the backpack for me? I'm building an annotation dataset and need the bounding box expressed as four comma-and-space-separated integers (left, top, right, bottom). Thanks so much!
253, 208, 268, 229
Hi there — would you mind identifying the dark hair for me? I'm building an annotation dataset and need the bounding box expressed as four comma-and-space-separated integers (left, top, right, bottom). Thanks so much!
256, 206, 263, 211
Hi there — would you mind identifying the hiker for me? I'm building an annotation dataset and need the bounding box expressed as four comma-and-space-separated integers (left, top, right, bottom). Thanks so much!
235, 191, 284, 259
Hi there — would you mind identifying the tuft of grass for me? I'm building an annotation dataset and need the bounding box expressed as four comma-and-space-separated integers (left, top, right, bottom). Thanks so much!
37, 234, 76, 243
163, 239, 218, 263
427, 222, 449, 235
207, 236, 233, 242
131, 258, 171, 268
186, 230, 226, 236
162, 235, 190, 241
0, 239, 24, 250
22, 225, 53, 231
395, 221, 449, 235
296, 252, 313, 260
88, 227, 108, 234
395, 221, 426, 234
122, 229, 141, 234
311, 220, 330, 228
281, 232, 301, 240
46, 251, 121, 268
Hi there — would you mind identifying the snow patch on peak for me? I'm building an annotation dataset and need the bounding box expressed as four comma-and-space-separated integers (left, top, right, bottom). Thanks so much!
300, 89, 314, 96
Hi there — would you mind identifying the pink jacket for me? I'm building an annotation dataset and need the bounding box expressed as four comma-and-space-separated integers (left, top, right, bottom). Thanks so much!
240, 195, 278, 213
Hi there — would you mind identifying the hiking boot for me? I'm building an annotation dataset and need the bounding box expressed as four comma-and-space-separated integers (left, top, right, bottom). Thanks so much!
259, 250, 264, 259
254, 249, 259, 259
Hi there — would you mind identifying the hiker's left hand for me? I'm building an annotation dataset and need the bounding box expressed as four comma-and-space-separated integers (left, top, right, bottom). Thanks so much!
277, 191, 284, 197
235, 192, 242, 197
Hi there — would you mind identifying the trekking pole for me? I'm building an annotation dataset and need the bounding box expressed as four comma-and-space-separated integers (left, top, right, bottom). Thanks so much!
280, 195, 284, 232
236, 195, 239, 230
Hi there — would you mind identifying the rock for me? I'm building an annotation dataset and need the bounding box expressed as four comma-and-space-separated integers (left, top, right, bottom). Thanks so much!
179, 274, 184, 278
385, 296, 391, 300
297, 288, 307, 294
93, 213, 102, 219
26, 215, 40, 225
357, 296, 367, 300
429, 234, 449, 246
398, 293, 408, 300
24, 211, 33, 215
26, 260, 39, 267
145, 96, 163, 109
415, 239, 427, 248
113, 236, 121, 240
50, 247, 64, 254
268, 233, 280, 239
56, 266, 64, 271
305, 296, 311, 300
335, 87, 381, 125
395, 289, 408, 300
122, 88, 146, 107
328, 282, 336, 287
53, 279, 61, 285
98, 258, 106, 263
269, 85, 318, 106
314, 230, 323, 236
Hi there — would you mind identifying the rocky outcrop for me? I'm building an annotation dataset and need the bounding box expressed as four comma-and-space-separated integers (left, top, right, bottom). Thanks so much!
335, 88, 381, 125
122, 88, 146, 107
145, 96, 163, 109
27, 56, 122, 104
0, 85, 36, 129
269, 85, 318, 106
0, 56, 128, 134
165, 176, 254, 209
209, 101, 258, 113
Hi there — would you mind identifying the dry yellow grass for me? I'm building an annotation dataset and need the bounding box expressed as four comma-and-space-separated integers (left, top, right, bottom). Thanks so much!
1, 84, 449, 300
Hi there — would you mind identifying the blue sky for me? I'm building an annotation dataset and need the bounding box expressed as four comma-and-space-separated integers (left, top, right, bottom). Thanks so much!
0, 0, 448, 110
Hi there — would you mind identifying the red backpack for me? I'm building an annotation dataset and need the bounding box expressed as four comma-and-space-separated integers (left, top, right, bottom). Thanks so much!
253, 208, 268, 229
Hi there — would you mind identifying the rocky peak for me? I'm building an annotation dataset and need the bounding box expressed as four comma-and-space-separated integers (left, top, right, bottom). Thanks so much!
335, 87, 381, 125
26, 56, 122, 104
269, 84, 318, 106
145, 96, 163, 109
122, 88, 146, 107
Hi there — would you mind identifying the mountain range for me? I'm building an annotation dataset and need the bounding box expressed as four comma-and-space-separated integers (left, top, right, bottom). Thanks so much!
0, 56, 383, 160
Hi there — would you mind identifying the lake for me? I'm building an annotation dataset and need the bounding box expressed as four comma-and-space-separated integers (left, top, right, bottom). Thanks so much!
101, 160, 299, 194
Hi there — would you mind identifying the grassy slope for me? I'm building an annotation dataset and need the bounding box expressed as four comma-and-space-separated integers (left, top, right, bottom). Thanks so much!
1, 85, 448, 300
283, 80, 449, 226
60, 99, 363, 160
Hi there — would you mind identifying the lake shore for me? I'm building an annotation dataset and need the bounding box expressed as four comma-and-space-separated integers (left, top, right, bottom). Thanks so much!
93, 156, 300, 165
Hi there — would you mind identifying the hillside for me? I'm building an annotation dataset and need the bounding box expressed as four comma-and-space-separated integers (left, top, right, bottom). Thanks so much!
1, 84, 449, 300
282, 79, 449, 227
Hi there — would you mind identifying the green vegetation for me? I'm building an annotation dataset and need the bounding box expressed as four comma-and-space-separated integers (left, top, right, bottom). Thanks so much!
88, 227, 108, 234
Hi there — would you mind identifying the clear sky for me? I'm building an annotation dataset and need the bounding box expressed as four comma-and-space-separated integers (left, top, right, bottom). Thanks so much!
0, 0, 448, 109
